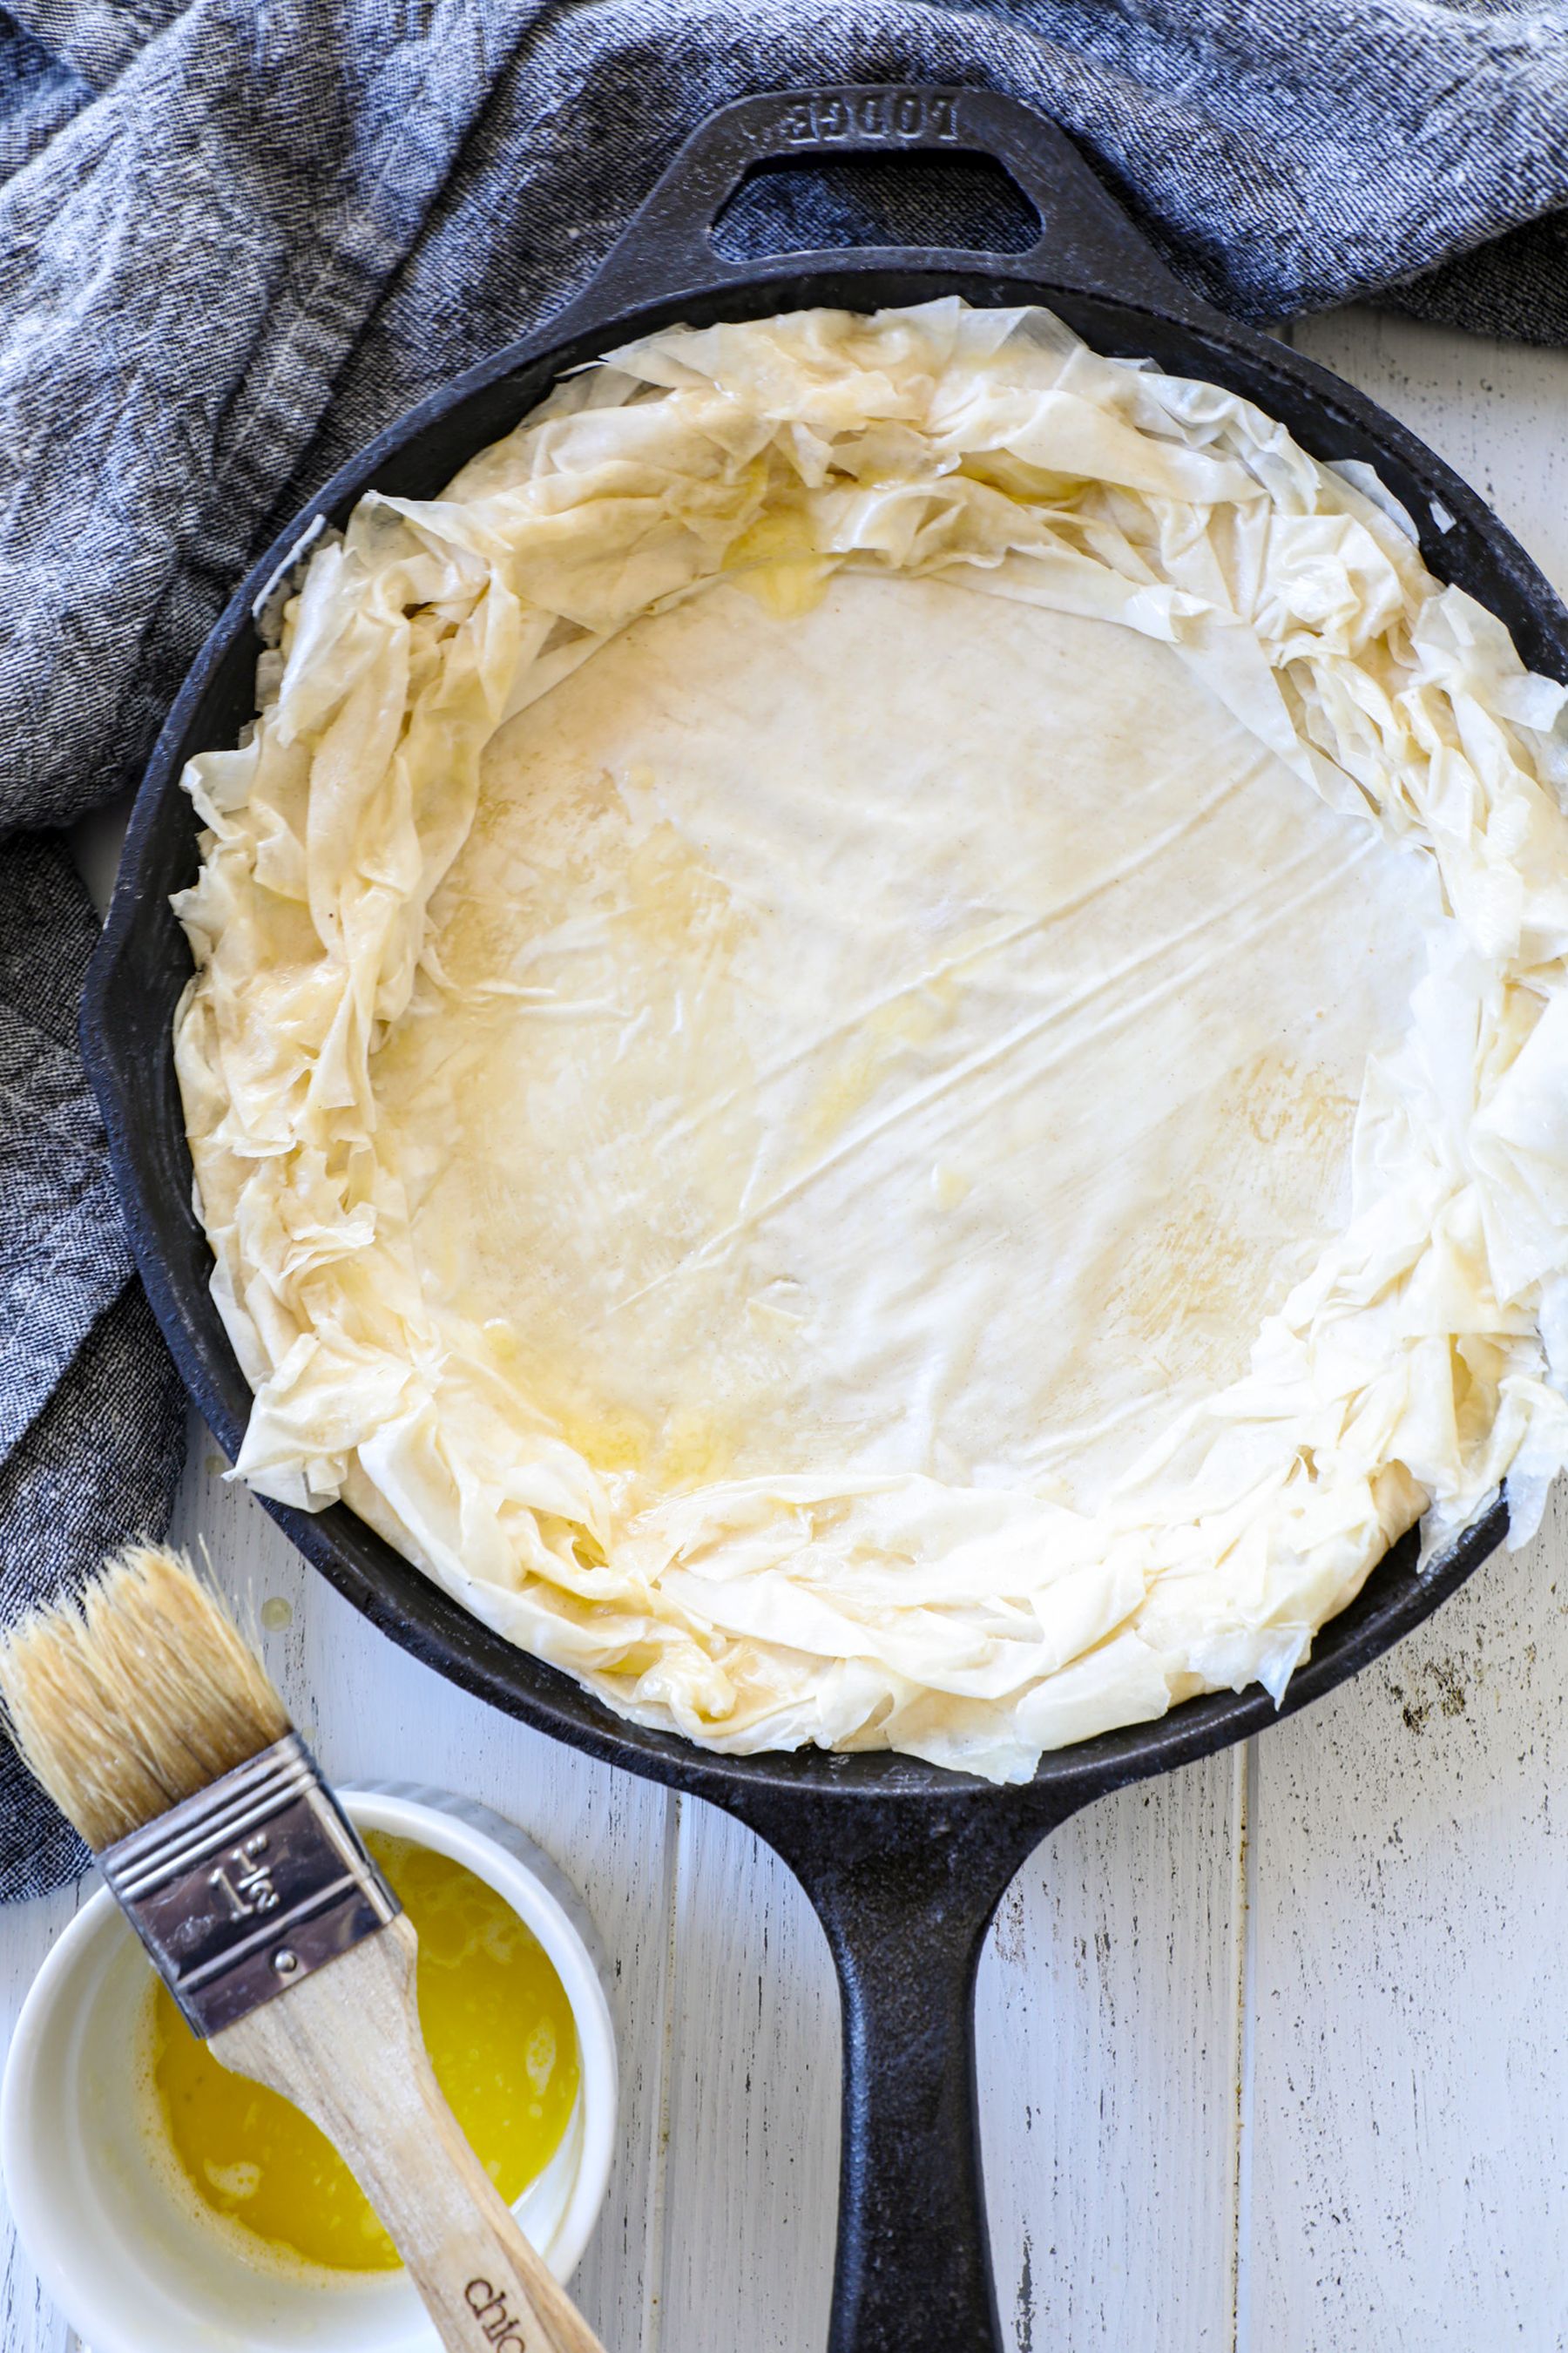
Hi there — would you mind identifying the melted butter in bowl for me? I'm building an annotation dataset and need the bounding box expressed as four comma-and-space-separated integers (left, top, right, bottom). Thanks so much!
141, 1830, 580, 2279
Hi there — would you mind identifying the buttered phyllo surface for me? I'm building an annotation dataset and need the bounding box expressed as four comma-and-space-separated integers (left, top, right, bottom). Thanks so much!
174, 302, 1568, 1779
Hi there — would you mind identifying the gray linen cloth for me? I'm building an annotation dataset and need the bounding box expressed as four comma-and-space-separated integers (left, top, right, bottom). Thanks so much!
4, 0, 1568, 1901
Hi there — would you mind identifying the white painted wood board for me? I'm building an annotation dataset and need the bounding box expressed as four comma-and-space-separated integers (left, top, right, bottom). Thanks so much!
4, 304, 1568, 2353
1240, 308, 1568, 2353
975, 1749, 1246, 2353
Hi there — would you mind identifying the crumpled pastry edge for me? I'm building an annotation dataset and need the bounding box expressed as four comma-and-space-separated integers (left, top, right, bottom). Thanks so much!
171, 299, 1568, 1782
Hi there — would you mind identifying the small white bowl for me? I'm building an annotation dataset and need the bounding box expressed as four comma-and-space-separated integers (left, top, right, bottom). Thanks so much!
1, 1784, 617, 2353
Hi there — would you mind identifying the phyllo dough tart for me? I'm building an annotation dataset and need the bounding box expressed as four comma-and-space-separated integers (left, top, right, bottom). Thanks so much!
174, 301, 1568, 1781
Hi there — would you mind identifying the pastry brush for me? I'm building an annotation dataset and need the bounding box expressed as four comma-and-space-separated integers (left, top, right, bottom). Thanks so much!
0, 1544, 605, 2353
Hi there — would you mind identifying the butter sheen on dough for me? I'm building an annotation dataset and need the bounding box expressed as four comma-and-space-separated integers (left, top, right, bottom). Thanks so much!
174, 301, 1568, 1780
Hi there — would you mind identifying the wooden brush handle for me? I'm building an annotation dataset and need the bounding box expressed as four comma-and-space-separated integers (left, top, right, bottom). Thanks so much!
212, 1916, 605, 2353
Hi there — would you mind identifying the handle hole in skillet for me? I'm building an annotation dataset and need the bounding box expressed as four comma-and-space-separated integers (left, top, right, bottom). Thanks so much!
710, 152, 1042, 260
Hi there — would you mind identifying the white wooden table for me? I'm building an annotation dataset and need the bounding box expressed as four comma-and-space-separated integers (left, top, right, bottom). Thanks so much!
6, 306, 1568, 2353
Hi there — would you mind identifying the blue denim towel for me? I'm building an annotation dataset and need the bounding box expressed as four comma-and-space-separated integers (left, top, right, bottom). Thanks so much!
3, 0, 1567, 1899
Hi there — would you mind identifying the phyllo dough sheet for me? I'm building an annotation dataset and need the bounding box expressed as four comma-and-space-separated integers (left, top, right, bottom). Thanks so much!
386, 573, 1434, 1514
174, 301, 1568, 1779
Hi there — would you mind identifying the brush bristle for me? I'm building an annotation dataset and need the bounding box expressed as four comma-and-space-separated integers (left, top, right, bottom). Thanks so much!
0, 1545, 290, 1849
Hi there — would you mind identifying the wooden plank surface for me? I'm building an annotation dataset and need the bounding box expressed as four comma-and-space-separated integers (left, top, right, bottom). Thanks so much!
0, 1882, 80, 2353
658, 1802, 840, 2353
4, 306, 1568, 2353
975, 1750, 1247, 2353
1245, 308, 1568, 2353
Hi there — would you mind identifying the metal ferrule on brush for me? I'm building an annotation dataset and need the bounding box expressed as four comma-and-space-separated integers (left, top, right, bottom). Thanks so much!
98, 1732, 399, 2037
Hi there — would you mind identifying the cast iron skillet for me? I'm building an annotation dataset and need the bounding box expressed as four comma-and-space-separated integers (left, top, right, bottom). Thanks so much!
84, 84, 1565, 2353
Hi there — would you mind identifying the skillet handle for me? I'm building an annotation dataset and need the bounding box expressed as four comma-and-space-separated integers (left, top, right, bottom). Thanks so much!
733, 1786, 1078, 2353
558, 83, 1201, 331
